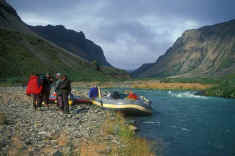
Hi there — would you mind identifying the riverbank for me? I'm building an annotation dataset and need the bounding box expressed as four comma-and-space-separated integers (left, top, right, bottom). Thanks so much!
3, 78, 235, 99
0, 79, 215, 91
73, 80, 235, 98
72, 80, 212, 91
2, 78, 235, 98
0, 87, 155, 156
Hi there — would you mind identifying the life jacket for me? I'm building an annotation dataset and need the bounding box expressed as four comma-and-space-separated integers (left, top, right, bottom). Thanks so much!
26, 75, 43, 95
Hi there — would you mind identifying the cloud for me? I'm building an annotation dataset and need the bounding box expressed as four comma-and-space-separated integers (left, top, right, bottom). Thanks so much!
7, 0, 235, 69
18, 12, 56, 26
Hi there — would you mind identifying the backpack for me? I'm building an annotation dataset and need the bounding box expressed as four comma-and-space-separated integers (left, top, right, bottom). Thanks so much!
38, 74, 46, 87
111, 91, 120, 99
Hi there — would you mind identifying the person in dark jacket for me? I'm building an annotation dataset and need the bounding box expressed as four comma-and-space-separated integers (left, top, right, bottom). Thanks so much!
26, 73, 43, 110
59, 74, 71, 113
41, 73, 54, 109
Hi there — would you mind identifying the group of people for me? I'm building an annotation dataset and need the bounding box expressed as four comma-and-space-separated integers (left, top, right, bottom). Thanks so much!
26, 72, 138, 113
26, 72, 71, 113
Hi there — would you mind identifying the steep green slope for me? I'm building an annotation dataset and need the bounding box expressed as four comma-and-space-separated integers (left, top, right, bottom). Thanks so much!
0, 0, 129, 83
0, 28, 128, 82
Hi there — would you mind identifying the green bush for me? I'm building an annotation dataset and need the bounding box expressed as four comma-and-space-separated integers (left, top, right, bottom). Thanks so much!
205, 80, 235, 98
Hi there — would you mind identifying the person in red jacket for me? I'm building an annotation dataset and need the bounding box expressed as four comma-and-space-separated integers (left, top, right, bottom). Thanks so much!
26, 73, 43, 110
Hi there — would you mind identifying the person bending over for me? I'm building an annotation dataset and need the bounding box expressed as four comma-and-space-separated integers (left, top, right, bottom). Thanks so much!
88, 85, 98, 99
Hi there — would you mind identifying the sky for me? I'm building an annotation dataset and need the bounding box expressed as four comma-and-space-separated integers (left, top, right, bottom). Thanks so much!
7, 0, 235, 70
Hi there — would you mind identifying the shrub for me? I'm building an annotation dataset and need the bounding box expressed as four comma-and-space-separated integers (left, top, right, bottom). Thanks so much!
102, 111, 156, 156
205, 80, 235, 98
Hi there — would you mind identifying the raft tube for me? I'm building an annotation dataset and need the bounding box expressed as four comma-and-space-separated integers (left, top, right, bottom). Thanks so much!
91, 96, 152, 116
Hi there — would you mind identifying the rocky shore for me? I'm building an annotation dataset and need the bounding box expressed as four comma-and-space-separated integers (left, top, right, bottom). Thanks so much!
0, 87, 127, 155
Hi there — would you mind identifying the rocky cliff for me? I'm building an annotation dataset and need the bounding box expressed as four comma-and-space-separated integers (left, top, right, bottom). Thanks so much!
29, 25, 111, 66
133, 19, 235, 78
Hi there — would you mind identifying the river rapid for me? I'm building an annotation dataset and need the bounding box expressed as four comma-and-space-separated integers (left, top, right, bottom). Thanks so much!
108, 88, 235, 156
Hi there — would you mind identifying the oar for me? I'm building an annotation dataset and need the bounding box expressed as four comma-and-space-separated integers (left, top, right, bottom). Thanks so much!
98, 87, 103, 107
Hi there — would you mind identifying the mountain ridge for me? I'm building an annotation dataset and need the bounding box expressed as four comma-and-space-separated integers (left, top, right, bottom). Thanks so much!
29, 24, 111, 66
133, 19, 235, 78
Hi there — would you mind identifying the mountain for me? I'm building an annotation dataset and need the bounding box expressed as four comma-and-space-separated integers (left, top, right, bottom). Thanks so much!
133, 19, 235, 78
29, 25, 111, 66
131, 63, 154, 77
0, 0, 129, 82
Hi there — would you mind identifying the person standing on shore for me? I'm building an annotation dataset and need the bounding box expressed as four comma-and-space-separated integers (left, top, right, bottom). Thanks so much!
26, 73, 43, 110
59, 74, 71, 113
41, 73, 54, 109
55, 73, 62, 108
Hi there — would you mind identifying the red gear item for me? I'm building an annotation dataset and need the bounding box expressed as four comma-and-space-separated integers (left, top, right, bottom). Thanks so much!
53, 92, 56, 96
26, 75, 43, 95
127, 92, 138, 100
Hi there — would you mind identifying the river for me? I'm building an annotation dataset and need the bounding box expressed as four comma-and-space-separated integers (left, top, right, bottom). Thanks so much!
108, 88, 235, 156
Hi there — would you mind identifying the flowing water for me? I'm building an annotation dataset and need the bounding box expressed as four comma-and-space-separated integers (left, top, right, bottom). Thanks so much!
108, 89, 235, 156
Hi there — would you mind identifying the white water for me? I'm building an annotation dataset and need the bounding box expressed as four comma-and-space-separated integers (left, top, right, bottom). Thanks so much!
168, 91, 208, 99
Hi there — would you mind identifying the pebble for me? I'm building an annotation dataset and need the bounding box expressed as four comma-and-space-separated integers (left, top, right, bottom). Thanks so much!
0, 87, 109, 155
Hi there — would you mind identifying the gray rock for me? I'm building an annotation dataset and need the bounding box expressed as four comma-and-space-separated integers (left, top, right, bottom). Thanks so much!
0, 88, 111, 154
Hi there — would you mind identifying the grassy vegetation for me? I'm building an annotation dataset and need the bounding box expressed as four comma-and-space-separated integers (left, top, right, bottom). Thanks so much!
0, 28, 129, 85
